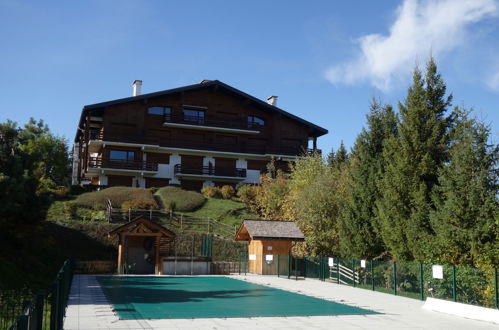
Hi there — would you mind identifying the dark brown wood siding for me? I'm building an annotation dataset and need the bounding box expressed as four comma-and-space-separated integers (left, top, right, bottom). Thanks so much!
145, 178, 170, 188
107, 175, 133, 187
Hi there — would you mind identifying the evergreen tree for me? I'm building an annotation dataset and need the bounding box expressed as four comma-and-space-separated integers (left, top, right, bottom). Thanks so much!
377, 58, 452, 261
327, 142, 349, 169
430, 108, 498, 266
338, 99, 398, 258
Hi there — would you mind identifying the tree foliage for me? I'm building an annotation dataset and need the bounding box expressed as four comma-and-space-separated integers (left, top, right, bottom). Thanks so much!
237, 58, 497, 267
0, 118, 69, 231
430, 108, 499, 266
377, 58, 453, 262
338, 99, 398, 259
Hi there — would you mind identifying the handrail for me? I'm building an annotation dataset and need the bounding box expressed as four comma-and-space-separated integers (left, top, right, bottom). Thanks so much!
164, 113, 262, 131
173, 164, 246, 178
88, 157, 158, 172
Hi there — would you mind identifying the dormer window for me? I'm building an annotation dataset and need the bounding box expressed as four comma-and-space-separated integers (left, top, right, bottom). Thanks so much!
183, 109, 205, 125
148, 106, 172, 121
248, 116, 265, 128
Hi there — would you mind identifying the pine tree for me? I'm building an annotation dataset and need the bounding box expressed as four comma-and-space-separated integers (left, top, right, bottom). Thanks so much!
338, 99, 398, 258
377, 58, 452, 261
430, 108, 498, 266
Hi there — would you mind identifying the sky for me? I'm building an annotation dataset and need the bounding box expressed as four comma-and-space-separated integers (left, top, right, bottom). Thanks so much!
1, 0, 498, 154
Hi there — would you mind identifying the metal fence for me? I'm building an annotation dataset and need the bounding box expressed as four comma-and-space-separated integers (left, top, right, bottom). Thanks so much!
274, 255, 498, 309
2, 259, 73, 330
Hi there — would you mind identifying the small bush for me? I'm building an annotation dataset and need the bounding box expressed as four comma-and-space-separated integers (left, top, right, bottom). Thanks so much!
156, 186, 205, 212
237, 184, 257, 204
64, 201, 78, 218
51, 186, 70, 199
122, 199, 158, 210
220, 185, 236, 199
201, 186, 222, 198
75, 187, 159, 210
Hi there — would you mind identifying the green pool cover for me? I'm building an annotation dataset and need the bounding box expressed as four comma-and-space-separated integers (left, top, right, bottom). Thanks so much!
97, 276, 377, 319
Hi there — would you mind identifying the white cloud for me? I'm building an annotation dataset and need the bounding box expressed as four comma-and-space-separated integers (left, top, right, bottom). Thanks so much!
325, 0, 498, 91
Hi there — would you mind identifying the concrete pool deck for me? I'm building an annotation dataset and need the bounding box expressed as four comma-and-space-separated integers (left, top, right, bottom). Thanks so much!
64, 274, 497, 330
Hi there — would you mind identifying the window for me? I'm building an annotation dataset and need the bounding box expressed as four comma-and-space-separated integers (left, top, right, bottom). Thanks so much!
148, 106, 172, 120
248, 115, 265, 128
110, 150, 135, 161
183, 109, 205, 124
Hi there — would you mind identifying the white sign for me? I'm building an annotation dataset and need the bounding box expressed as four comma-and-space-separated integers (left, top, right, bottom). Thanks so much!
360, 260, 366, 268
432, 265, 444, 279
267, 246, 273, 251
328, 257, 335, 267
265, 254, 273, 261
249, 254, 256, 261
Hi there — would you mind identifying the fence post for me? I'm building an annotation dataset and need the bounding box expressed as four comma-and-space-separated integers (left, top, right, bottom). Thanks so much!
371, 260, 375, 291
288, 251, 291, 279
277, 255, 280, 278
303, 256, 307, 278
34, 292, 44, 330
337, 259, 340, 284
420, 263, 424, 301
352, 259, 356, 287
494, 267, 498, 309
128, 208, 131, 221
149, 208, 152, 220
393, 262, 397, 296
180, 214, 183, 230
452, 265, 457, 302
294, 256, 298, 281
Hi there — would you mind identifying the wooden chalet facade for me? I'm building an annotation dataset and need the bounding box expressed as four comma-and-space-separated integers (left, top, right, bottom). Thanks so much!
235, 220, 305, 275
73, 80, 327, 190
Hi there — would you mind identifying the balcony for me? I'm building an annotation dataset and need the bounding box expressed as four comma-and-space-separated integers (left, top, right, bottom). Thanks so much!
87, 129, 319, 157
162, 113, 262, 134
174, 164, 246, 179
88, 157, 158, 172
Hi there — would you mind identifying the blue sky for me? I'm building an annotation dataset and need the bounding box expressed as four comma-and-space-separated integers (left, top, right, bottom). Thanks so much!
1, 0, 498, 154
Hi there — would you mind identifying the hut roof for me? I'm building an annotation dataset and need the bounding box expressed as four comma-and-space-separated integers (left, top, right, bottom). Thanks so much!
107, 216, 176, 239
235, 220, 304, 241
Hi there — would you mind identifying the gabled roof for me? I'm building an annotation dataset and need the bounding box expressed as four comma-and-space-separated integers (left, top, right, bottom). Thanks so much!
107, 216, 176, 239
75, 80, 328, 142
235, 219, 305, 241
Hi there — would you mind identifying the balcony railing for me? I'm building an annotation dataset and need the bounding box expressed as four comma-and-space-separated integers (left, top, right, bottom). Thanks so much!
174, 164, 246, 178
87, 129, 319, 156
88, 157, 158, 172
164, 113, 263, 131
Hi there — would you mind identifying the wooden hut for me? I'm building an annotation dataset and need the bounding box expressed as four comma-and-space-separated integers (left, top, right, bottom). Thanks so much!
107, 216, 176, 275
235, 220, 304, 275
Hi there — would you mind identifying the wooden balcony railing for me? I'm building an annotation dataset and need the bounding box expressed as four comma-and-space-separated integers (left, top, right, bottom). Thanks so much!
174, 164, 246, 178
88, 157, 158, 172
87, 129, 320, 156
164, 113, 263, 131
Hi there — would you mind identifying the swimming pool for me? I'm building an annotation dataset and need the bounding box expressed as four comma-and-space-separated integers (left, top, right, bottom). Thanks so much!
97, 276, 377, 319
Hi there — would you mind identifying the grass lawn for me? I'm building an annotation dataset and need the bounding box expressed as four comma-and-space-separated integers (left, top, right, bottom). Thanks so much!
179, 197, 256, 228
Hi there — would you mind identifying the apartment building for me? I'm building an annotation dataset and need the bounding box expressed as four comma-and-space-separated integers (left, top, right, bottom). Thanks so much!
73, 80, 327, 190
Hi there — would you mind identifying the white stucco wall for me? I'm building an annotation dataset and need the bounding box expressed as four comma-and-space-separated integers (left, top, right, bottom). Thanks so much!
244, 169, 261, 184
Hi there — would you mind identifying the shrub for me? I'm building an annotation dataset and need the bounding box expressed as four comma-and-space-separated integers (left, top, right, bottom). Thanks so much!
122, 199, 159, 210
75, 187, 159, 210
64, 201, 78, 218
237, 184, 257, 205
51, 186, 70, 199
155, 186, 206, 212
201, 186, 222, 198
220, 185, 236, 199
